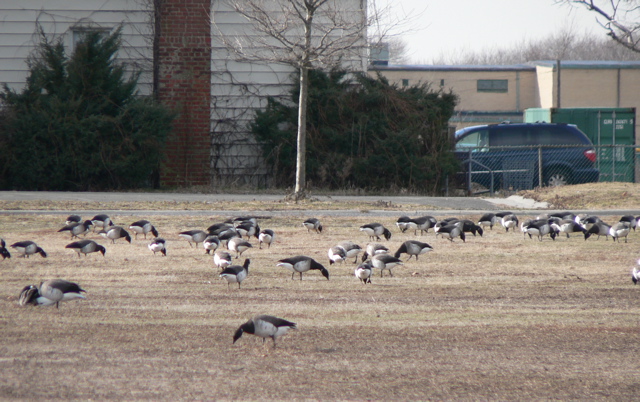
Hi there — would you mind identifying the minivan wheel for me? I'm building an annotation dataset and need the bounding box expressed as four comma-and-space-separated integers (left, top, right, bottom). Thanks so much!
546, 170, 570, 187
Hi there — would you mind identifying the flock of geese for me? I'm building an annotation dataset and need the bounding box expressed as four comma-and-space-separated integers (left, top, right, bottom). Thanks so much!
4, 209, 639, 348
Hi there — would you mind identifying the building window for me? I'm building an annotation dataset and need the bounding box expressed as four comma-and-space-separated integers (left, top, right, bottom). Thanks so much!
477, 79, 508, 93
440, 79, 445, 87
402, 79, 409, 87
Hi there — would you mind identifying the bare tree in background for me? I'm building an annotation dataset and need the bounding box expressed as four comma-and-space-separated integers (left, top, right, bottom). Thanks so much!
212, 0, 376, 200
558, 0, 640, 53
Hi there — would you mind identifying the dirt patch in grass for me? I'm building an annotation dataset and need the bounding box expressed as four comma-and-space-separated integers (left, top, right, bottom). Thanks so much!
518, 182, 640, 210
1, 208, 639, 399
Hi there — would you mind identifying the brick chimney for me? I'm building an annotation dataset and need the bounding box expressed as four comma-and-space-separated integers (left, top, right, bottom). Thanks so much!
157, 0, 211, 187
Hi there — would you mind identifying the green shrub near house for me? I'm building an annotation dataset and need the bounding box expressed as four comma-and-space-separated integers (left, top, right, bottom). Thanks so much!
0, 28, 174, 191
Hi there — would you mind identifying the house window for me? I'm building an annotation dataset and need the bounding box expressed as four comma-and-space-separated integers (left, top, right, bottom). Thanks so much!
440, 79, 444, 87
402, 79, 409, 87
477, 79, 508, 93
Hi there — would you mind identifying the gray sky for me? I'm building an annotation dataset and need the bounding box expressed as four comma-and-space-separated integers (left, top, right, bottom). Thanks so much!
381, 0, 605, 63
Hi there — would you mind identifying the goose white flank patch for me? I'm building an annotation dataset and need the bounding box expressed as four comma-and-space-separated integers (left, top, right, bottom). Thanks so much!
371, 254, 403, 277
10, 241, 47, 258
354, 262, 373, 284
277, 256, 329, 280
233, 315, 297, 348
303, 218, 323, 234
632, 266, 640, 285
203, 235, 220, 254
394, 240, 433, 261
328, 245, 347, 265
1, 238, 11, 259
19, 279, 86, 309
148, 238, 167, 256
610, 222, 631, 243
178, 230, 208, 248
65, 240, 106, 257
99, 226, 132, 244
91, 214, 114, 231
258, 229, 275, 249
214, 250, 233, 270
359, 223, 392, 241
228, 237, 252, 259
220, 258, 250, 289
129, 220, 159, 240
58, 220, 93, 239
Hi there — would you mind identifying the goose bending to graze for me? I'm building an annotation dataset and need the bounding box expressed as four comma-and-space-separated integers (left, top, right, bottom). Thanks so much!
525, 220, 558, 241
277, 256, 329, 280
65, 215, 82, 225
355, 262, 373, 284
436, 224, 466, 242
359, 223, 392, 241
632, 265, 640, 285
328, 246, 347, 265
396, 216, 412, 233
220, 258, 250, 289
58, 220, 93, 239
407, 216, 437, 236
0, 239, 10, 259
19, 279, 86, 308
235, 221, 260, 240
217, 228, 240, 247
10, 241, 47, 258
207, 222, 233, 236
99, 226, 132, 244
65, 240, 106, 257
129, 220, 159, 240
203, 235, 220, 254
228, 237, 252, 259
459, 219, 484, 237
558, 220, 588, 239
501, 214, 519, 233
91, 214, 113, 232
585, 221, 611, 241
394, 240, 433, 261
478, 213, 498, 230
214, 250, 233, 270
303, 218, 323, 234
148, 238, 167, 256
258, 229, 275, 249
178, 230, 208, 248
361, 243, 389, 262
610, 222, 631, 243
371, 254, 403, 277
233, 315, 297, 349
338, 241, 362, 263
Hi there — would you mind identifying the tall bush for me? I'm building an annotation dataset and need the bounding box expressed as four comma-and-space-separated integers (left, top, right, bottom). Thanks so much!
0, 28, 174, 190
252, 70, 459, 194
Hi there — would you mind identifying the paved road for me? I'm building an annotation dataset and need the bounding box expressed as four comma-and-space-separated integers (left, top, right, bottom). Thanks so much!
0, 191, 634, 217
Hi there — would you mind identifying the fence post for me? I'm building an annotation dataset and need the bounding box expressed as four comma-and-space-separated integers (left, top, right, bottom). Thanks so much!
467, 149, 472, 196
538, 146, 543, 187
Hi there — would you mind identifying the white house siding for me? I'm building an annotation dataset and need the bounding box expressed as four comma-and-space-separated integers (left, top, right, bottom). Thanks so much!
209, 0, 367, 187
0, 0, 153, 95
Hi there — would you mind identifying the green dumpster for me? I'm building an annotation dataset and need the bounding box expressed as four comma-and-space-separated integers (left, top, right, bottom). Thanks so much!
524, 107, 636, 182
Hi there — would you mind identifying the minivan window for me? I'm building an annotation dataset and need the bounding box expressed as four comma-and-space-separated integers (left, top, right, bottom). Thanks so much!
455, 129, 488, 151
536, 126, 583, 145
490, 127, 532, 146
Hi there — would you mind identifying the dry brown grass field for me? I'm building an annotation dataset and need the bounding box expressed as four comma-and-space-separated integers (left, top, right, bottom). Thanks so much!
1, 185, 640, 400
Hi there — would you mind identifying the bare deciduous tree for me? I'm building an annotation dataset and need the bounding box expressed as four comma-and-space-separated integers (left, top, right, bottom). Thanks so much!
212, 0, 372, 200
557, 0, 640, 53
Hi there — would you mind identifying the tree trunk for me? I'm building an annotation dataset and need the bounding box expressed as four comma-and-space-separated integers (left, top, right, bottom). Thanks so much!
294, 65, 308, 201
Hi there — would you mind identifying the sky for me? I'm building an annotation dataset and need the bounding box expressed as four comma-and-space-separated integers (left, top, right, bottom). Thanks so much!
380, 0, 606, 63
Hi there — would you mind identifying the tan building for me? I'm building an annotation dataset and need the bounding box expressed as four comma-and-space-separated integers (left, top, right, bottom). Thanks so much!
370, 61, 640, 138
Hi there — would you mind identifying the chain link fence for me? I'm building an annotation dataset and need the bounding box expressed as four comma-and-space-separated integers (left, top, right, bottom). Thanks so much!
452, 144, 637, 195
